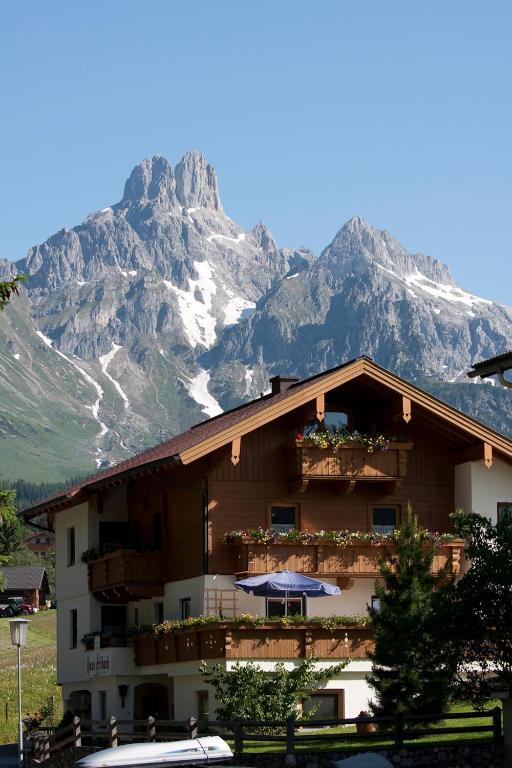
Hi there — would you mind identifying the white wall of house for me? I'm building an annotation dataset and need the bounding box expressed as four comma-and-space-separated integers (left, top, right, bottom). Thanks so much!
171, 661, 373, 720
455, 458, 512, 522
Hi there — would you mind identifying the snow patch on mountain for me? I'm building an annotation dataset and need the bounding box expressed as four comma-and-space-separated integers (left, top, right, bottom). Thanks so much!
36, 330, 108, 436
244, 367, 254, 396
184, 369, 223, 418
163, 261, 218, 348
99, 343, 130, 409
403, 269, 492, 307
206, 232, 246, 245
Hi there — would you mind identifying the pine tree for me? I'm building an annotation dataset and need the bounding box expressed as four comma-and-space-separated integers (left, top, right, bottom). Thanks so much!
368, 505, 453, 718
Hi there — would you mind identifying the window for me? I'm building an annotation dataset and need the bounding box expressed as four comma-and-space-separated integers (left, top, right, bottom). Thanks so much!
99, 690, 107, 721
67, 527, 76, 567
270, 505, 297, 533
302, 691, 343, 720
154, 601, 164, 624
69, 609, 78, 649
101, 606, 127, 635
99, 521, 129, 547
371, 596, 381, 614
324, 411, 348, 431
180, 598, 191, 620
372, 507, 397, 534
497, 502, 512, 523
197, 690, 209, 720
266, 596, 305, 618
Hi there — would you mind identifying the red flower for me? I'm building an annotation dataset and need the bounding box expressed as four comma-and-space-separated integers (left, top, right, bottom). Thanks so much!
296, 432, 303, 441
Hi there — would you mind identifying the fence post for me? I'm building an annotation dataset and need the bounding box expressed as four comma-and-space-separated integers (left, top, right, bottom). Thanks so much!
147, 716, 156, 742
394, 711, 404, 748
109, 716, 118, 748
73, 716, 82, 747
188, 717, 198, 740
33, 736, 42, 762
493, 706, 502, 744
233, 720, 243, 756
286, 717, 296, 756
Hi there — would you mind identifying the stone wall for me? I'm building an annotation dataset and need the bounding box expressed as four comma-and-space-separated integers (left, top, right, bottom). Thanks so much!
29, 742, 503, 768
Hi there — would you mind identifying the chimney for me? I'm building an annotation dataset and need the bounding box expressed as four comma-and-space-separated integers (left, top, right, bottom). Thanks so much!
269, 375, 300, 395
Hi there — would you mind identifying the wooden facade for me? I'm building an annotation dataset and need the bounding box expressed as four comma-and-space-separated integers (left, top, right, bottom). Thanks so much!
134, 623, 374, 666
231, 539, 464, 578
87, 374, 472, 594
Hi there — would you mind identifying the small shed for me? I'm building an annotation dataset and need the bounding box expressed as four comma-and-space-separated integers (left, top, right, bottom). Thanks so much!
0, 566, 50, 608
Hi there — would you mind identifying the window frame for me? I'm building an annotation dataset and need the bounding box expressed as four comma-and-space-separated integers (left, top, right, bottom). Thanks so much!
67, 527, 76, 567
180, 597, 192, 620
301, 689, 345, 720
497, 502, 512, 523
266, 595, 305, 618
267, 502, 300, 532
154, 601, 164, 625
69, 608, 78, 649
369, 505, 400, 535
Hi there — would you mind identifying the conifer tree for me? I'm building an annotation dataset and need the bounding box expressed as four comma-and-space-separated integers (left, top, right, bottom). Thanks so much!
368, 505, 453, 718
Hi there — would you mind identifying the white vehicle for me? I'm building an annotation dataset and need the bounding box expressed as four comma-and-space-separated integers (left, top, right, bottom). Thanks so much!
75, 737, 233, 768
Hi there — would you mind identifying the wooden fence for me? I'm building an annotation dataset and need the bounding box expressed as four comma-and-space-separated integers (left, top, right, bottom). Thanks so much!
31, 708, 502, 762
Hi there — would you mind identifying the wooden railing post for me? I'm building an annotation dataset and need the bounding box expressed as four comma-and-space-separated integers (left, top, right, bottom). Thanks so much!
147, 715, 156, 742
286, 717, 296, 755
109, 716, 118, 748
33, 735, 42, 762
394, 711, 403, 748
188, 717, 198, 740
493, 706, 502, 744
233, 720, 243, 755
73, 716, 82, 747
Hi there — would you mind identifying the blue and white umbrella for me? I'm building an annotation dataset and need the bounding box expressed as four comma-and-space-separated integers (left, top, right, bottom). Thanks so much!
235, 569, 341, 615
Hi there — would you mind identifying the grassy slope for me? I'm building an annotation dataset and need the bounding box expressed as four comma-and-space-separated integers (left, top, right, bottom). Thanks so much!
0, 611, 62, 744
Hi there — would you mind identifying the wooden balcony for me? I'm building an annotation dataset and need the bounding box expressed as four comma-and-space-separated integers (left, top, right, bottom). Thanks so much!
134, 622, 373, 666
88, 549, 164, 603
294, 443, 413, 491
232, 540, 464, 578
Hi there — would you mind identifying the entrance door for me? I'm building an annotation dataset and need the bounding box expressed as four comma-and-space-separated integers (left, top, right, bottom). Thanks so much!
68, 690, 92, 720
134, 683, 169, 720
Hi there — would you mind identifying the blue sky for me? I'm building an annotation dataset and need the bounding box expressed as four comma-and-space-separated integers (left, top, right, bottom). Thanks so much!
1, 1, 511, 303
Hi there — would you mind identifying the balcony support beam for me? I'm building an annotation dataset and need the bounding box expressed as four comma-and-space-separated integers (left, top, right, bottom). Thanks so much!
316, 394, 325, 423
231, 437, 241, 466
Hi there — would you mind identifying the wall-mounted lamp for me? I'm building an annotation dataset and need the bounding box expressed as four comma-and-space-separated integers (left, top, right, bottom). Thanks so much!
118, 684, 129, 708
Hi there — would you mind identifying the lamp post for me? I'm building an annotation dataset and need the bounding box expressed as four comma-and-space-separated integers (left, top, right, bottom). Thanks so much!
9, 619, 30, 768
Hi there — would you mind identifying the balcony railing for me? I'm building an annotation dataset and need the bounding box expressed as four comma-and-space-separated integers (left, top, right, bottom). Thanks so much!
134, 622, 373, 666
88, 548, 164, 603
232, 540, 464, 578
295, 443, 413, 487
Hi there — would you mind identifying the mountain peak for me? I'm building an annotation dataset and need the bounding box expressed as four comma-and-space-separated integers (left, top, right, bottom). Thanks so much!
175, 150, 222, 211
122, 151, 222, 210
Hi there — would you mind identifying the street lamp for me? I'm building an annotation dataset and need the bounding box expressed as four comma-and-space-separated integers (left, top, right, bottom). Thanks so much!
10, 619, 30, 768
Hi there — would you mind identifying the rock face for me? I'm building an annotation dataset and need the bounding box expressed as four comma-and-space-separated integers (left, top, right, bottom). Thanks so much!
1, 153, 511, 481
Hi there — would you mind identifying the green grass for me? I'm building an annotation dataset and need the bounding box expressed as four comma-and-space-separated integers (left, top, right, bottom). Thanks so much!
0, 611, 62, 744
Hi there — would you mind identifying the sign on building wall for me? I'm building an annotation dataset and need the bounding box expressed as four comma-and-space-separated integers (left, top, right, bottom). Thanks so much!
86, 652, 111, 677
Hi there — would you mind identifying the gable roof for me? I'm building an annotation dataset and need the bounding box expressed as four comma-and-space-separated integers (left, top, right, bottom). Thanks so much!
0, 566, 47, 591
23, 356, 512, 518
468, 350, 512, 379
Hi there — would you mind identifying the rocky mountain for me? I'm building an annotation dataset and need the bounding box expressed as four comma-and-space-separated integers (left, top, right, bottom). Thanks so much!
0, 152, 511, 482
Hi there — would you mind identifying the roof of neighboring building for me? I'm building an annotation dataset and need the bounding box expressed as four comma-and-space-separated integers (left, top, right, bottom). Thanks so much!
468, 350, 512, 378
22, 355, 512, 518
0, 566, 47, 591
